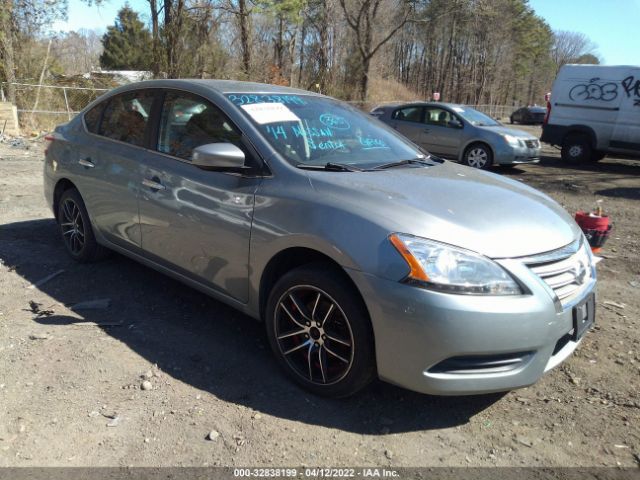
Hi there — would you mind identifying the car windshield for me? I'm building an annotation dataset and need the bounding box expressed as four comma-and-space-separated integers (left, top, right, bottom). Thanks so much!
226, 93, 425, 168
450, 106, 501, 127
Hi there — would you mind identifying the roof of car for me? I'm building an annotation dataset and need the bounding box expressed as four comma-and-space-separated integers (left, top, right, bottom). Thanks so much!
374, 101, 467, 110
116, 79, 323, 97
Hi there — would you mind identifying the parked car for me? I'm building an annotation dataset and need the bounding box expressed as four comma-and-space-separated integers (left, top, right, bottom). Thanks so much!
510, 106, 546, 125
44, 80, 596, 397
541, 64, 640, 162
371, 102, 541, 169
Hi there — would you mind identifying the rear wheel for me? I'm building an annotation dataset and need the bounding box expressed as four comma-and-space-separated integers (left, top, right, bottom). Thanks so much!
57, 188, 109, 262
561, 134, 592, 163
463, 143, 493, 169
265, 264, 376, 397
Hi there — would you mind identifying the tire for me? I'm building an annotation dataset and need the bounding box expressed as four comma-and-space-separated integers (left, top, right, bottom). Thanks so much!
57, 188, 109, 262
265, 264, 376, 397
561, 134, 592, 163
463, 143, 493, 169
509, 116, 514, 124
591, 151, 606, 162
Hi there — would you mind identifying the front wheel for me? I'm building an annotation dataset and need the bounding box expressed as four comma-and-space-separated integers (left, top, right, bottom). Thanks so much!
265, 264, 376, 397
463, 143, 493, 169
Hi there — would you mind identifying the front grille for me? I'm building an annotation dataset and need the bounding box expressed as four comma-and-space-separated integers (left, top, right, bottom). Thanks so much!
525, 241, 592, 308
524, 139, 539, 148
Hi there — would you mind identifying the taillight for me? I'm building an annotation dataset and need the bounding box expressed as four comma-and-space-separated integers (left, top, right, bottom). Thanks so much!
44, 134, 55, 154
543, 101, 551, 125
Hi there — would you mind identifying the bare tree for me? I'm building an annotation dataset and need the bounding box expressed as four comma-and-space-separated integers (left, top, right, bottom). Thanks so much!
338, 0, 413, 100
552, 30, 599, 73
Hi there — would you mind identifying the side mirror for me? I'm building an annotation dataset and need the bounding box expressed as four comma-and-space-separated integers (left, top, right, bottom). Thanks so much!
192, 143, 246, 171
448, 120, 463, 129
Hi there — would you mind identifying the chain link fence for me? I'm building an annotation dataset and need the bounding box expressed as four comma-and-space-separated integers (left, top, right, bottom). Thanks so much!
1, 82, 109, 131
1, 82, 517, 132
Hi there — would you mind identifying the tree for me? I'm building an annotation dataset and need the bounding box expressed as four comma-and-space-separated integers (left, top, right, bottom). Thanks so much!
339, 0, 414, 100
100, 5, 153, 70
552, 30, 599, 73
0, 0, 67, 102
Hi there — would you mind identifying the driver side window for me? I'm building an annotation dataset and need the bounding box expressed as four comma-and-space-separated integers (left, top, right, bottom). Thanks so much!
158, 92, 242, 161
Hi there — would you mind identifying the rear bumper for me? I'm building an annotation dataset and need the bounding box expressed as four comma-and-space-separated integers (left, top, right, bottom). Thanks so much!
541, 124, 568, 146
346, 267, 595, 396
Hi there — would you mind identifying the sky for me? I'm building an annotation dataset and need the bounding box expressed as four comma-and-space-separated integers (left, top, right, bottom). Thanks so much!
53, 0, 639, 66
527, 0, 639, 65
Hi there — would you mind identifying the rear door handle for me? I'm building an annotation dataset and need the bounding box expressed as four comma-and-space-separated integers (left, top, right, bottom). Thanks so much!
142, 177, 166, 191
78, 158, 94, 168
423, 129, 430, 133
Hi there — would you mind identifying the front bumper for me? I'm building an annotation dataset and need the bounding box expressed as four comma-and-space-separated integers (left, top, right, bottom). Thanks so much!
346, 259, 596, 396
495, 144, 541, 165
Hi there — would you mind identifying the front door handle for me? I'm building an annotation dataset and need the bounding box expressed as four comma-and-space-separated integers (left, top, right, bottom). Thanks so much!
142, 177, 166, 191
78, 158, 94, 168
423, 129, 430, 133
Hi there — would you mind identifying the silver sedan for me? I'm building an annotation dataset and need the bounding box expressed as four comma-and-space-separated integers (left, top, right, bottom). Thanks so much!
372, 102, 541, 169
44, 80, 595, 397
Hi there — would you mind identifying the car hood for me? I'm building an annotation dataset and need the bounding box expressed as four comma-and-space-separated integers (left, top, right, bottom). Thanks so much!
308, 161, 580, 259
478, 125, 537, 139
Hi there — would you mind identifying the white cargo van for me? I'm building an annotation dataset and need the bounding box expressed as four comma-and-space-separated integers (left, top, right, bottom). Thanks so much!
541, 64, 640, 162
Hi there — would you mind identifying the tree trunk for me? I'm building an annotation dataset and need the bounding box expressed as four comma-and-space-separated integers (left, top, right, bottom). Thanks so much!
297, 21, 305, 87
359, 56, 370, 101
238, 0, 251, 77
148, 0, 161, 76
317, 4, 329, 92
0, 1, 16, 103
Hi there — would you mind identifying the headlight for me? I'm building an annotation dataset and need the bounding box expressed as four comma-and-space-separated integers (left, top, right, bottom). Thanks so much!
389, 234, 522, 295
503, 134, 524, 147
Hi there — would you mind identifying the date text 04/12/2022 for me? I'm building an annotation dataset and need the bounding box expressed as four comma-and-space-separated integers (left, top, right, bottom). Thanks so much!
233, 468, 400, 478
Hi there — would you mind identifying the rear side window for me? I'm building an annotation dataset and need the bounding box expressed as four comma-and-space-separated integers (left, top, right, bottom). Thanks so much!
158, 91, 242, 160
392, 106, 423, 123
99, 90, 155, 147
84, 103, 104, 133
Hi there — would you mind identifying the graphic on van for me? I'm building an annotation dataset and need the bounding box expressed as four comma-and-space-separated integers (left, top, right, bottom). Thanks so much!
569, 78, 618, 102
622, 75, 640, 107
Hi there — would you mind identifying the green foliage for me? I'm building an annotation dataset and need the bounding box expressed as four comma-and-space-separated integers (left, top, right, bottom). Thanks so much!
100, 5, 152, 70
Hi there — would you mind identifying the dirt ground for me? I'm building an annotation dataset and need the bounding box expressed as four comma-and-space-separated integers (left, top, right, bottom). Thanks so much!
0, 125, 639, 468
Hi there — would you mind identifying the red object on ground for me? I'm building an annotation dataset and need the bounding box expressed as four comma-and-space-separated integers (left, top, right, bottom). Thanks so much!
575, 211, 612, 253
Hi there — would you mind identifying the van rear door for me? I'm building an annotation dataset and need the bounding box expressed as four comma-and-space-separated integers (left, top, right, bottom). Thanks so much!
611, 69, 640, 156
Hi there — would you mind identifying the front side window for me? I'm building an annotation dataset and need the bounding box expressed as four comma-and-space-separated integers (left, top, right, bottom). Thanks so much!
99, 90, 154, 146
226, 93, 423, 168
158, 92, 242, 160
392, 106, 423, 123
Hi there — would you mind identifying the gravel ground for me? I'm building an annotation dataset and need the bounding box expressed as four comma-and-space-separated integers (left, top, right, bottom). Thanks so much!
0, 126, 639, 468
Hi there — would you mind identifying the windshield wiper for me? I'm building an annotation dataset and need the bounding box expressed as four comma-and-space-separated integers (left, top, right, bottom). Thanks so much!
296, 162, 364, 172
372, 157, 433, 170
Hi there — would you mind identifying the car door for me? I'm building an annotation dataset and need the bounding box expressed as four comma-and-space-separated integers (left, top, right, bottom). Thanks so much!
611, 69, 640, 155
512, 108, 521, 123
137, 90, 262, 303
79, 89, 157, 251
422, 107, 464, 158
387, 106, 430, 148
